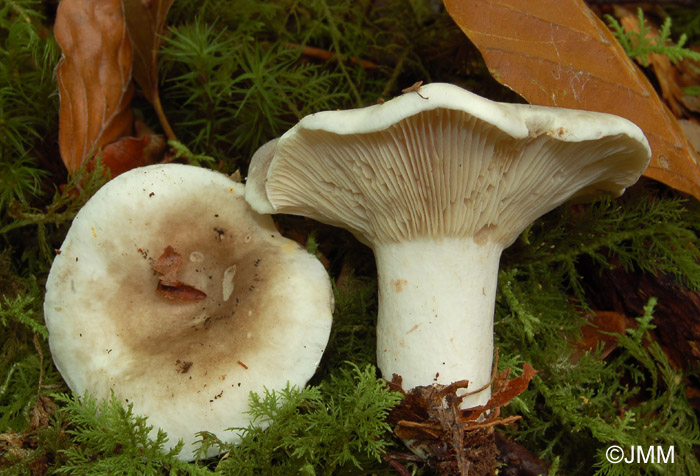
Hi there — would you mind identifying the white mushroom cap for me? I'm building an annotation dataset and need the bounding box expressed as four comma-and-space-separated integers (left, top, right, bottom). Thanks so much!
246, 82, 650, 248
44, 164, 334, 460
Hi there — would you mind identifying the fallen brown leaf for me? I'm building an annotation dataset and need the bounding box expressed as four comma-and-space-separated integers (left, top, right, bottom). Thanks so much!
100, 137, 152, 177
153, 246, 207, 302
101, 119, 166, 177
679, 119, 700, 156
156, 282, 208, 302
673, 59, 700, 115
153, 245, 183, 285
123, 0, 176, 140
444, 0, 700, 200
571, 310, 628, 364
464, 363, 537, 418
583, 261, 700, 370
614, 6, 700, 118
55, 0, 134, 175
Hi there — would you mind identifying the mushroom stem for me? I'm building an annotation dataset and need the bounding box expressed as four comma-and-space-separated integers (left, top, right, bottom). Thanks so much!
374, 238, 502, 408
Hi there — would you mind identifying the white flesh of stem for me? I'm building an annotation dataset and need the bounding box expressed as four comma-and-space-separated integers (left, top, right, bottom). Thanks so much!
374, 237, 503, 408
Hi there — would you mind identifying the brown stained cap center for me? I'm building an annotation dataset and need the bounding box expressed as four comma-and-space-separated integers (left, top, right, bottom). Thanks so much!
97, 205, 288, 388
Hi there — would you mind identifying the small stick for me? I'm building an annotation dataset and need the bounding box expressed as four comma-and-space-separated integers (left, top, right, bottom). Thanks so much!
34, 334, 44, 394
402, 81, 428, 99
284, 42, 378, 70
463, 415, 521, 431
396, 419, 443, 438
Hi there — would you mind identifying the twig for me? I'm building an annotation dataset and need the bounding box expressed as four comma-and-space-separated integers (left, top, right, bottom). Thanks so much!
285, 42, 378, 70
153, 92, 177, 142
402, 81, 428, 99
33, 334, 44, 394
396, 419, 442, 438
463, 415, 521, 431
383, 451, 422, 476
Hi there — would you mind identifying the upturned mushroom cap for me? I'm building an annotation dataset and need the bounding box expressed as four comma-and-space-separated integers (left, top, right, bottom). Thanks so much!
44, 164, 333, 460
245, 82, 651, 247
245, 83, 651, 411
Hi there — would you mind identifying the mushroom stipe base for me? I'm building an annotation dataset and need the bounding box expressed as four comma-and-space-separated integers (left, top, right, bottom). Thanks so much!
375, 238, 501, 408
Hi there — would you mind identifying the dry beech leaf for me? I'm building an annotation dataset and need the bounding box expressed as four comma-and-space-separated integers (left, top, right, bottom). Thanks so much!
444, 0, 700, 200
101, 119, 166, 176
122, 0, 173, 102
462, 362, 537, 419
680, 119, 700, 157
55, 0, 134, 175
153, 246, 207, 302
153, 245, 182, 285
615, 6, 700, 118
571, 310, 629, 364
123, 0, 176, 140
671, 57, 700, 115
157, 282, 208, 302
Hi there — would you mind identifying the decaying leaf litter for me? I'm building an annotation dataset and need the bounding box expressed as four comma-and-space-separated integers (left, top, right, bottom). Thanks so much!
2, 0, 700, 475
53, 0, 171, 178
444, 0, 700, 200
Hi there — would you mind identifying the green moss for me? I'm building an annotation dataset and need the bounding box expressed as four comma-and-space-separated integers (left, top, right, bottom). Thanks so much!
504, 301, 700, 476
209, 364, 403, 475
52, 392, 211, 476
0, 0, 59, 213
495, 187, 700, 475
1, 1, 700, 475
606, 7, 700, 66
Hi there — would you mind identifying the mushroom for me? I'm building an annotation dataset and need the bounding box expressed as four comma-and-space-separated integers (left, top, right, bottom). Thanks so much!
245, 83, 650, 408
44, 164, 334, 459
